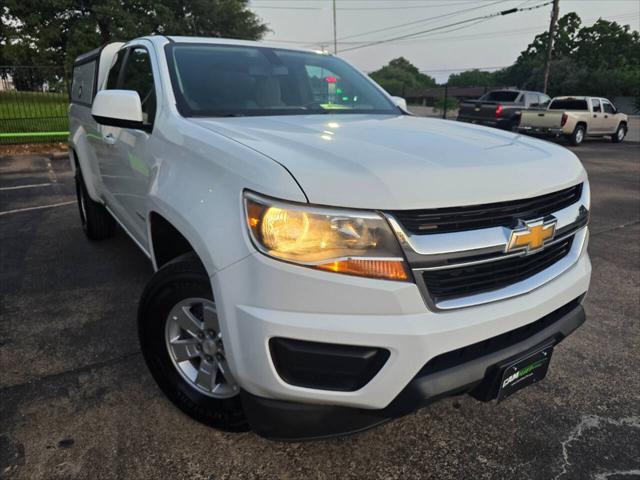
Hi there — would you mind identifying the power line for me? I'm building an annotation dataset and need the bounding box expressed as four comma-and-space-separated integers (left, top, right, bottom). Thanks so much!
253, 0, 499, 9
338, 1, 495, 10
262, 12, 638, 46
251, 5, 321, 9
306, 0, 511, 46
339, 1, 553, 52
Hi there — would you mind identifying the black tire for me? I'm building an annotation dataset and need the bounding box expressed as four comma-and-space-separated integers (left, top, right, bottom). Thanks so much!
611, 123, 627, 143
569, 124, 586, 146
75, 167, 115, 240
138, 254, 248, 432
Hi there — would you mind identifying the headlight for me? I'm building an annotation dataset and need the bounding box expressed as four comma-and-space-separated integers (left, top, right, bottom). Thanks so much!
244, 192, 409, 281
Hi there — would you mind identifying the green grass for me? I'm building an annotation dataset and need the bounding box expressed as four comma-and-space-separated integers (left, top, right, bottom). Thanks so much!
0, 91, 69, 144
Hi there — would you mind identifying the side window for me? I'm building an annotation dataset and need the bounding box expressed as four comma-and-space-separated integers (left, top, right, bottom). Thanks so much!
71, 60, 96, 105
602, 101, 615, 114
540, 94, 551, 107
591, 98, 602, 112
121, 47, 157, 125
106, 50, 126, 89
527, 93, 540, 108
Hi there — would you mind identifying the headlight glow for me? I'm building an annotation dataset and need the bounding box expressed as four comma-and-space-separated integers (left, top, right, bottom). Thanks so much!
244, 192, 409, 281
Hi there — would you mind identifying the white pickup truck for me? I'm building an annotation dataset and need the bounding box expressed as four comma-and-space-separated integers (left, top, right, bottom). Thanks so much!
69, 36, 591, 440
518, 96, 628, 145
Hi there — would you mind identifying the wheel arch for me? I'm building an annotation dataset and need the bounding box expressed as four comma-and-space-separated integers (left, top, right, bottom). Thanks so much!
70, 142, 102, 203
148, 211, 207, 272
575, 121, 587, 132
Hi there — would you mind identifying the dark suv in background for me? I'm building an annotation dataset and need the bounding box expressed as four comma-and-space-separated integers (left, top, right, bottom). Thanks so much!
457, 90, 550, 131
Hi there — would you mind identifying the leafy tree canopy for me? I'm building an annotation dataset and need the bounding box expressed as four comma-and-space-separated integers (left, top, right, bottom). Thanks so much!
450, 13, 639, 98
1, 0, 268, 72
447, 69, 497, 88
369, 57, 436, 97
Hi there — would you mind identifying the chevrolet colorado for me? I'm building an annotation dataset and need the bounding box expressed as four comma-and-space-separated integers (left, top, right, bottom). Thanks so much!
69, 36, 591, 440
518, 96, 628, 145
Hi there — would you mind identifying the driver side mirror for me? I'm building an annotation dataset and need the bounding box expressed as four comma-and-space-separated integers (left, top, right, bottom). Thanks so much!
91, 90, 149, 131
391, 96, 408, 112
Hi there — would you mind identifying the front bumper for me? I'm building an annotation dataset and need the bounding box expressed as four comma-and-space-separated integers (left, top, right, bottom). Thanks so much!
241, 298, 585, 440
212, 243, 590, 413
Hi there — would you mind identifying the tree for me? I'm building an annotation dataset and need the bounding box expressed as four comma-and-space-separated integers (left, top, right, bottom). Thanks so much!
495, 13, 639, 98
369, 57, 435, 97
447, 69, 497, 87
0, 0, 268, 75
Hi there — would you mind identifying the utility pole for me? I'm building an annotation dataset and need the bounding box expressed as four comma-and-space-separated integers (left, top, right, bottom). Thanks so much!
332, 0, 338, 54
542, 0, 560, 94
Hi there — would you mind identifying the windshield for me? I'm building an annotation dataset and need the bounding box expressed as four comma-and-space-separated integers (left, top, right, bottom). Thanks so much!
165, 43, 398, 117
480, 91, 520, 102
548, 99, 588, 111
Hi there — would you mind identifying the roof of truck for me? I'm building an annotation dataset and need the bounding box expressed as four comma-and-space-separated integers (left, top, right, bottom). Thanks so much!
162, 36, 326, 54
552, 96, 600, 100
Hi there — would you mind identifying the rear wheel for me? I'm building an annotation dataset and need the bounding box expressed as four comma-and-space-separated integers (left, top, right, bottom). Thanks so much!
569, 125, 586, 146
611, 124, 627, 143
138, 254, 248, 431
75, 167, 115, 240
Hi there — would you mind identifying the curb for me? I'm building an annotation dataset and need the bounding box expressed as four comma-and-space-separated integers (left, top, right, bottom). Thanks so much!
50, 151, 70, 160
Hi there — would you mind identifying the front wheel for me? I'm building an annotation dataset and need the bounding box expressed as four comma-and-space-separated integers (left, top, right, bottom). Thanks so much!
569, 125, 586, 146
611, 124, 627, 143
138, 254, 248, 431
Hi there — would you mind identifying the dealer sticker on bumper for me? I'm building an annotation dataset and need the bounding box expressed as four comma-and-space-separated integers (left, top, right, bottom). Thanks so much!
497, 344, 554, 402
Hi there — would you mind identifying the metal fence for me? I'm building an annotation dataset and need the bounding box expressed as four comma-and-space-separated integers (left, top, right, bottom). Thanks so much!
0, 66, 70, 145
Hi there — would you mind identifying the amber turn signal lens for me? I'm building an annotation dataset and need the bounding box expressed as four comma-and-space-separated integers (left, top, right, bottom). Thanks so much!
316, 259, 408, 281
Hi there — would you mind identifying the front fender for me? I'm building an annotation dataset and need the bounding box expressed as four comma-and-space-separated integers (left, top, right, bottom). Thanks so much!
146, 121, 307, 277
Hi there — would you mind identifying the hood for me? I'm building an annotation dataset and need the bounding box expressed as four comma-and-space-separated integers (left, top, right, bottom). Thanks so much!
190, 114, 586, 210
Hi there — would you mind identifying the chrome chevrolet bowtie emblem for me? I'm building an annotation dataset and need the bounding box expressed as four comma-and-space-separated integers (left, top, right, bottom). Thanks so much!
506, 217, 557, 254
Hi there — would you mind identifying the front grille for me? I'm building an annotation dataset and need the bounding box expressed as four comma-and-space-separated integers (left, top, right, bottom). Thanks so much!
391, 183, 583, 234
422, 237, 573, 302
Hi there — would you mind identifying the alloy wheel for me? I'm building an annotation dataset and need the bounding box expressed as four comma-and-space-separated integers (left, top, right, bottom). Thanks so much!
165, 297, 239, 398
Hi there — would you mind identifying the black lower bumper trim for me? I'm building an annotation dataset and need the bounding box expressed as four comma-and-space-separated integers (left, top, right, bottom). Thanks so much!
241, 298, 586, 441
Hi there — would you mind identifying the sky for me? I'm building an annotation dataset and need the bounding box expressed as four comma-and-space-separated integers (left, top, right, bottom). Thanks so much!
248, 0, 640, 82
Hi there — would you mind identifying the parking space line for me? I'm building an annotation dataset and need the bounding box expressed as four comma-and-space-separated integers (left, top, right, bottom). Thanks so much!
0, 200, 76, 216
0, 183, 52, 191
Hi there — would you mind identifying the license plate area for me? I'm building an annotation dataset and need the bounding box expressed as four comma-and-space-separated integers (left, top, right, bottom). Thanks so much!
497, 343, 554, 402
469, 341, 555, 402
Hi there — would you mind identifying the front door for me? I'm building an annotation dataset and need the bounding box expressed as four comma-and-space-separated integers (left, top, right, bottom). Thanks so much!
109, 46, 158, 249
95, 45, 158, 250
589, 98, 605, 134
601, 100, 619, 134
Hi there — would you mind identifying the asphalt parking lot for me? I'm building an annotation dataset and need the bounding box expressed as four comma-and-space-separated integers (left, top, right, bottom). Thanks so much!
1, 140, 639, 480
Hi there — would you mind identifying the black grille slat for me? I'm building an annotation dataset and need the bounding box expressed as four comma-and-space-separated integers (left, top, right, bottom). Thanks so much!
428, 251, 564, 289
393, 184, 582, 234
423, 238, 573, 301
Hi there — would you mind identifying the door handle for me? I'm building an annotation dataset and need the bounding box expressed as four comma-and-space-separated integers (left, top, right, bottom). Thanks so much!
605, 115, 609, 118
593, 114, 597, 118
102, 133, 116, 145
